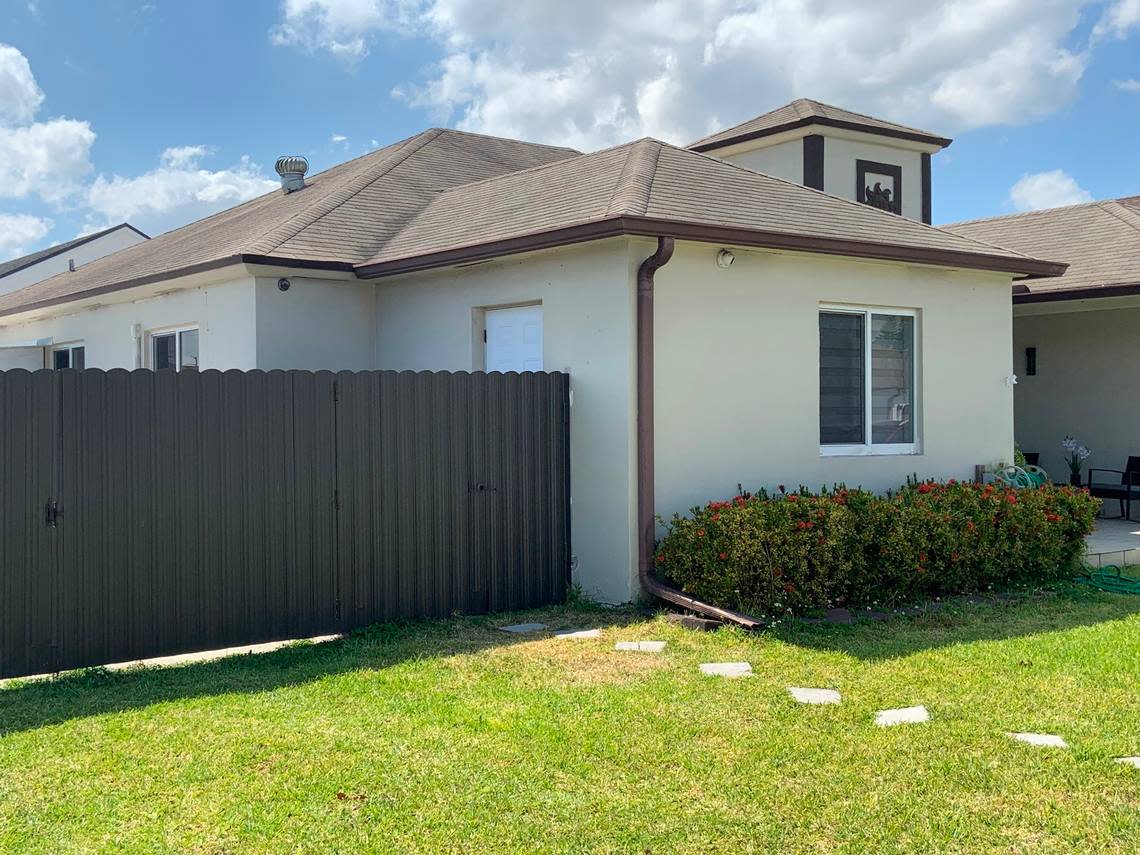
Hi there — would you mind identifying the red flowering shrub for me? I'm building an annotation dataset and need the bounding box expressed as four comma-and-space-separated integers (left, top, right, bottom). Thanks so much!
655, 480, 1099, 618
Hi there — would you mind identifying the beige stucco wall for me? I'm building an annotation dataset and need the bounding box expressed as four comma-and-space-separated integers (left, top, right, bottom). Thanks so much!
0, 277, 258, 370
720, 139, 803, 185
0, 226, 147, 297
652, 240, 1016, 520
255, 275, 375, 370
822, 137, 923, 220
373, 238, 641, 604
1012, 301, 1140, 481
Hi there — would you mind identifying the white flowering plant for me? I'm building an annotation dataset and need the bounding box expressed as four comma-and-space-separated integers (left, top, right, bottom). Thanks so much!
1061, 436, 1091, 476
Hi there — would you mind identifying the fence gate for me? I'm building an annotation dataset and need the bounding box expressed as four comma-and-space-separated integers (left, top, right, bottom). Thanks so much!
0, 369, 570, 679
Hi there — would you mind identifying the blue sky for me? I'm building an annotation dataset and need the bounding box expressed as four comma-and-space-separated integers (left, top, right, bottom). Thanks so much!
0, 0, 1137, 260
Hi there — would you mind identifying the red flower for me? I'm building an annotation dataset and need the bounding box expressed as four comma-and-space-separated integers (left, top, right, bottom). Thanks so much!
718, 551, 728, 560
919, 553, 928, 562
656, 554, 665, 565
1045, 513, 1060, 522
711, 512, 721, 522
696, 529, 706, 538
918, 483, 934, 494
783, 582, 796, 594
796, 520, 814, 530
787, 495, 799, 503
1006, 493, 1018, 505
966, 521, 976, 531
916, 566, 927, 574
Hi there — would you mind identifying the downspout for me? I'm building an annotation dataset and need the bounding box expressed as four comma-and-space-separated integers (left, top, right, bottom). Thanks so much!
635, 237, 763, 630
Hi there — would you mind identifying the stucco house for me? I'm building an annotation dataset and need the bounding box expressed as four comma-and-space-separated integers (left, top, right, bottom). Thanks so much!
0, 223, 147, 369
0, 100, 1064, 603
947, 197, 1140, 483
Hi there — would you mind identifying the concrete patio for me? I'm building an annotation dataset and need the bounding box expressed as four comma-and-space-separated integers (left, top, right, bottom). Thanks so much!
1085, 518, 1140, 566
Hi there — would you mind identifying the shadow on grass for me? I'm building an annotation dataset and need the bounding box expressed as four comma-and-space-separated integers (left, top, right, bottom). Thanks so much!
773, 585, 1140, 661
0, 604, 641, 737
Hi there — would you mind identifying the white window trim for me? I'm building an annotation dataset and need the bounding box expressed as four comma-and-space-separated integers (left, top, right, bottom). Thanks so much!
146, 324, 199, 371
819, 303, 920, 457
49, 341, 85, 370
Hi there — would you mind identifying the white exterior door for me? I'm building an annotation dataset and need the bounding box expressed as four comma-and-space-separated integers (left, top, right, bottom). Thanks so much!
485, 305, 543, 372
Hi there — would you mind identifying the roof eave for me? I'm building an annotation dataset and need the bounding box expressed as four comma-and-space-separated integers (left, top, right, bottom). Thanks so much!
354, 215, 1064, 280
0, 254, 355, 320
1013, 281, 1140, 304
689, 116, 953, 153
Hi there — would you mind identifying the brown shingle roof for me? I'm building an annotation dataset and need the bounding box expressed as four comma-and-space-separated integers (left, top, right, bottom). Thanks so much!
944, 199, 1140, 302
358, 139, 1060, 278
0, 129, 579, 317
0, 129, 1061, 319
689, 98, 952, 152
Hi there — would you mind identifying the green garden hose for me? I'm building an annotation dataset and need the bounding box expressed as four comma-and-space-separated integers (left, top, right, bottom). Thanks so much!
1079, 566, 1140, 595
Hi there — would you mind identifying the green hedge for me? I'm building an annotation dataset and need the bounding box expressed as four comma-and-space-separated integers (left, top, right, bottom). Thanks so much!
655, 480, 1099, 618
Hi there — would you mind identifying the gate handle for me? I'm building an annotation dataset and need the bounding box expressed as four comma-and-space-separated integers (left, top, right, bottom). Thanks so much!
45, 499, 63, 528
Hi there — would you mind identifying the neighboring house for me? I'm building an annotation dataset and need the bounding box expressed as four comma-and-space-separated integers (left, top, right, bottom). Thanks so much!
947, 198, 1140, 481
0, 223, 148, 369
0, 103, 1064, 603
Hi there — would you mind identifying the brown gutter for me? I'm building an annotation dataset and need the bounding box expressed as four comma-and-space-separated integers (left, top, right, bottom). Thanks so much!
634, 236, 764, 630
0, 254, 355, 320
1013, 280, 1140, 304
355, 215, 1067, 280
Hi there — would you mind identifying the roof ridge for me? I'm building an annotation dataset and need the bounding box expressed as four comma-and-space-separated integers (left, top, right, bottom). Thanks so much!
669, 141, 1036, 261
604, 139, 661, 217
248, 129, 444, 256
1098, 199, 1140, 233
422, 126, 580, 155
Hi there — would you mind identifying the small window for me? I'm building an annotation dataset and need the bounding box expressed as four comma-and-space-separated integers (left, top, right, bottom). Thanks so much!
50, 343, 85, 370
149, 326, 199, 371
820, 306, 918, 455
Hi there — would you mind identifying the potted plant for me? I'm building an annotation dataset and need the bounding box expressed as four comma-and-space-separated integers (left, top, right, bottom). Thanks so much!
1061, 436, 1091, 486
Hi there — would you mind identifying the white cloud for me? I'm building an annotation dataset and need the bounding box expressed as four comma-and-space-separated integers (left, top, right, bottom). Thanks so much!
331, 133, 348, 143
270, 0, 418, 59
1093, 0, 1140, 39
0, 43, 43, 125
276, 0, 1111, 150
85, 148, 278, 236
0, 212, 52, 261
1009, 169, 1093, 212
0, 118, 95, 202
1114, 78, 1140, 91
0, 45, 95, 202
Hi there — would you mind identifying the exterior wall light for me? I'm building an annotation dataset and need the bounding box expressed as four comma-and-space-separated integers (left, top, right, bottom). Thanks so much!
715, 249, 735, 269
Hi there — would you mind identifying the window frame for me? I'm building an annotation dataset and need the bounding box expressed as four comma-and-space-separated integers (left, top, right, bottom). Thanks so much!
819, 303, 920, 457
49, 342, 85, 370
147, 324, 199, 371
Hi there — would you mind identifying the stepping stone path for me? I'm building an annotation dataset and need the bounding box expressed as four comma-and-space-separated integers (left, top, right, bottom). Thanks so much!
1115, 757, 1140, 769
788, 687, 841, 705
614, 641, 666, 653
875, 705, 930, 727
1007, 732, 1068, 748
553, 628, 600, 639
498, 623, 547, 634
699, 662, 752, 678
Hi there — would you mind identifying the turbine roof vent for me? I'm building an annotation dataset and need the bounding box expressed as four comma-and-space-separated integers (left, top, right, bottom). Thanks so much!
274, 155, 309, 193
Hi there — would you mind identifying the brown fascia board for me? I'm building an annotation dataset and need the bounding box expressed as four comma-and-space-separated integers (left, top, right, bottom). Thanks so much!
353, 215, 1067, 280
0, 253, 355, 320
690, 116, 953, 153
1013, 280, 1140, 304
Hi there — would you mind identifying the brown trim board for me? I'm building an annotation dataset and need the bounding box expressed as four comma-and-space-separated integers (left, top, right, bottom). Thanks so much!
690, 116, 952, 153
921, 153, 932, 225
803, 135, 824, 191
355, 216, 1067, 279
1013, 281, 1140, 304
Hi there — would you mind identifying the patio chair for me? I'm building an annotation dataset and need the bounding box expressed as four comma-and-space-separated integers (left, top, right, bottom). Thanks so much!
1087, 456, 1140, 521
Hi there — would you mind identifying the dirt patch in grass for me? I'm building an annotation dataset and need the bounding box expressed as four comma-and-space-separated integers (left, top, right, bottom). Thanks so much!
485, 633, 669, 687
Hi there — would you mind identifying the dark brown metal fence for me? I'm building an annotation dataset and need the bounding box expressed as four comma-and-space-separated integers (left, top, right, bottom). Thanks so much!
0, 368, 570, 679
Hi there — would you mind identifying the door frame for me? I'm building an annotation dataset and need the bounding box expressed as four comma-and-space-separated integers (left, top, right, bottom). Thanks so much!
475, 301, 543, 372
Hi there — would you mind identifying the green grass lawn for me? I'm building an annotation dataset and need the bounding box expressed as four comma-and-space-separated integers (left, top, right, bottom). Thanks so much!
2, 587, 1139, 854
